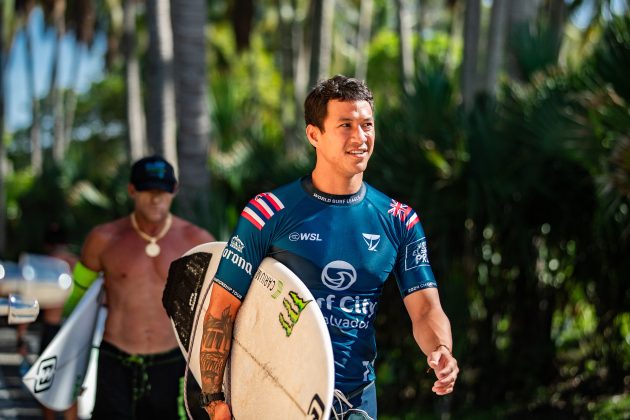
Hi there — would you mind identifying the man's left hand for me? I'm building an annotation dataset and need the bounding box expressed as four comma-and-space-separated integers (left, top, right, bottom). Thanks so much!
427, 347, 458, 395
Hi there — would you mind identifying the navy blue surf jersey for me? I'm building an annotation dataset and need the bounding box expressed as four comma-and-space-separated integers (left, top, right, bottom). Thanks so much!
214, 175, 438, 394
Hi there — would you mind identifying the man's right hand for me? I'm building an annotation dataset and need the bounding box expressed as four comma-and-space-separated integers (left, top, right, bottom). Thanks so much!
205, 401, 231, 420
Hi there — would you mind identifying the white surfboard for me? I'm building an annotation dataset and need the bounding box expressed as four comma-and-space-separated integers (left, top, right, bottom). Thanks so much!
22, 278, 104, 412
164, 241, 334, 420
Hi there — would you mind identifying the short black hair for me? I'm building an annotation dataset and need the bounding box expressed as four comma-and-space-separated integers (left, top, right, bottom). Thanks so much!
304, 75, 374, 132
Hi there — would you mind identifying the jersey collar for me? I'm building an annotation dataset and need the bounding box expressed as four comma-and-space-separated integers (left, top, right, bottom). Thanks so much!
301, 175, 366, 206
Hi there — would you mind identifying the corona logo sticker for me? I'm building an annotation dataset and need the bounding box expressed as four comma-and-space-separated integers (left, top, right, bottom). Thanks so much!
278, 291, 311, 337
34, 356, 57, 393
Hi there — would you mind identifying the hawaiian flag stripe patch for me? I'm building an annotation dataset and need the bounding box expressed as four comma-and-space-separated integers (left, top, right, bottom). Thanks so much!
388, 199, 419, 230
241, 192, 285, 230
405, 211, 419, 230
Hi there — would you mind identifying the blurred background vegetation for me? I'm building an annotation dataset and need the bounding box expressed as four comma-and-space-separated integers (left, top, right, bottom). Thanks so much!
1, 0, 629, 418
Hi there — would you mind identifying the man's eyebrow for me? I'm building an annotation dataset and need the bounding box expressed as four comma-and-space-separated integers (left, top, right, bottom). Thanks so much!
335, 116, 374, 122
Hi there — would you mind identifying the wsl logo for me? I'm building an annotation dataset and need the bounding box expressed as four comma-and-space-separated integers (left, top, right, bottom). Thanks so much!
289, 232, 323, 242
321, 260, 357, 291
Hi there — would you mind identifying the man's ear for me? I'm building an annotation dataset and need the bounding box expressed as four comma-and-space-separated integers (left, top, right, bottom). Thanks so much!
306, 124, 319, 148
128, 183, 136, 196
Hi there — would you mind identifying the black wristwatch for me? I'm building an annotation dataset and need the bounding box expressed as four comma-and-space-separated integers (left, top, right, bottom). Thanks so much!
200, 391, 225, 408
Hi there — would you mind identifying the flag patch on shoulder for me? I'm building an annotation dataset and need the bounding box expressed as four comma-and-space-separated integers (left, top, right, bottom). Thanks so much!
387, 199, 419, 230
241, 192, 285, 230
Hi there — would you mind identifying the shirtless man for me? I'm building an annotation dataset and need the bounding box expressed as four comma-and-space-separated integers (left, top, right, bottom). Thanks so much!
63, 155, 214, 419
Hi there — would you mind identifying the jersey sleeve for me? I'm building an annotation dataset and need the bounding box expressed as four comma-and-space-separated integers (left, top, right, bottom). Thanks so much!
213, 192, 285, 300
393, 209, 438, 297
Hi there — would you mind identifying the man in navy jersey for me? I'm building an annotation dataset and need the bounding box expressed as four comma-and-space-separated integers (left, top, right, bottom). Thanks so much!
199, 75, 459, 419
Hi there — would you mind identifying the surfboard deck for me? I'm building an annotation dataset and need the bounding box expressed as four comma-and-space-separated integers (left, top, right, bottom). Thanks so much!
164, 241, 334, 420
21, 278, 104, 412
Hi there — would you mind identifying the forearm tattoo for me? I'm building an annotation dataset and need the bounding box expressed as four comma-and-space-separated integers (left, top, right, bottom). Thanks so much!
200, 306, 234, 391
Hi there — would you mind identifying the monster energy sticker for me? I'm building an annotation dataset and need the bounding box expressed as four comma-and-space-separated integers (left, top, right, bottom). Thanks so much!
278, 291, 311, 337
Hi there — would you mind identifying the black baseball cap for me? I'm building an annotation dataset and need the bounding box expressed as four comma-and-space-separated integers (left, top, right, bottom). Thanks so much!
130, 155, 177, 193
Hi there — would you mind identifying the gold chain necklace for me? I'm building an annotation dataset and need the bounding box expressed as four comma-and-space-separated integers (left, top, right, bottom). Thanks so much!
130, 212, 173, 257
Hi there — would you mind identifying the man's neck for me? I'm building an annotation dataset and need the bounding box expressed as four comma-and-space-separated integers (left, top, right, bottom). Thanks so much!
311, 169, 363, 195
131, 212, 172, 237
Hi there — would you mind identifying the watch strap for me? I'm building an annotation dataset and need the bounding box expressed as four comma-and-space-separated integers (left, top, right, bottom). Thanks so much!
199, 391, 225, 408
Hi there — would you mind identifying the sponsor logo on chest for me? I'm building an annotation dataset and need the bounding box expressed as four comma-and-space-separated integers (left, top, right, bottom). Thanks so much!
289, 232, 323, 242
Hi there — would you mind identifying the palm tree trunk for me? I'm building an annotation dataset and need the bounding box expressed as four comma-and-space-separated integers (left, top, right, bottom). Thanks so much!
509, 0, 541, 25
396, 0, 415, 95
461, 0, 481, 111
506, 0, 542, 80
231, 0, 254, 51
25, 11, 42, 174
308, 0, 334, 90
171, 0, 211, 224
294, 0, 309, 123
146, 0, 176, 166
355, 0, 373, 81
483, 0, 509, 95
49, 0, 66, 163
0, 2, 6, 257
276, 0, 304, 155
64, 43, 81, 147
64, 0, 95, 148
548, 0, 567, 58
123, 0, 147, 161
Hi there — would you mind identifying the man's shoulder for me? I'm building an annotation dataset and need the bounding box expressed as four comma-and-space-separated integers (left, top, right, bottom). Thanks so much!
364, 184, 420, 228
364, 183, 400, 207
172, 216, 215, 242
90, 217, 129, 238
248, 178, 304, 209
81, 217, 129, 258
236, 178, 304, 231
265, 177, 303, 199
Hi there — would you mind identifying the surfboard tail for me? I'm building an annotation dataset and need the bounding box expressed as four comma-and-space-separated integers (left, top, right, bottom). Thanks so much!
163, 251, 212, 351
21, 278, 104, 412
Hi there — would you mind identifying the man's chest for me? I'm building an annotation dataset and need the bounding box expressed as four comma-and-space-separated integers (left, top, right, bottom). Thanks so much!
271, 206, 399, 291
